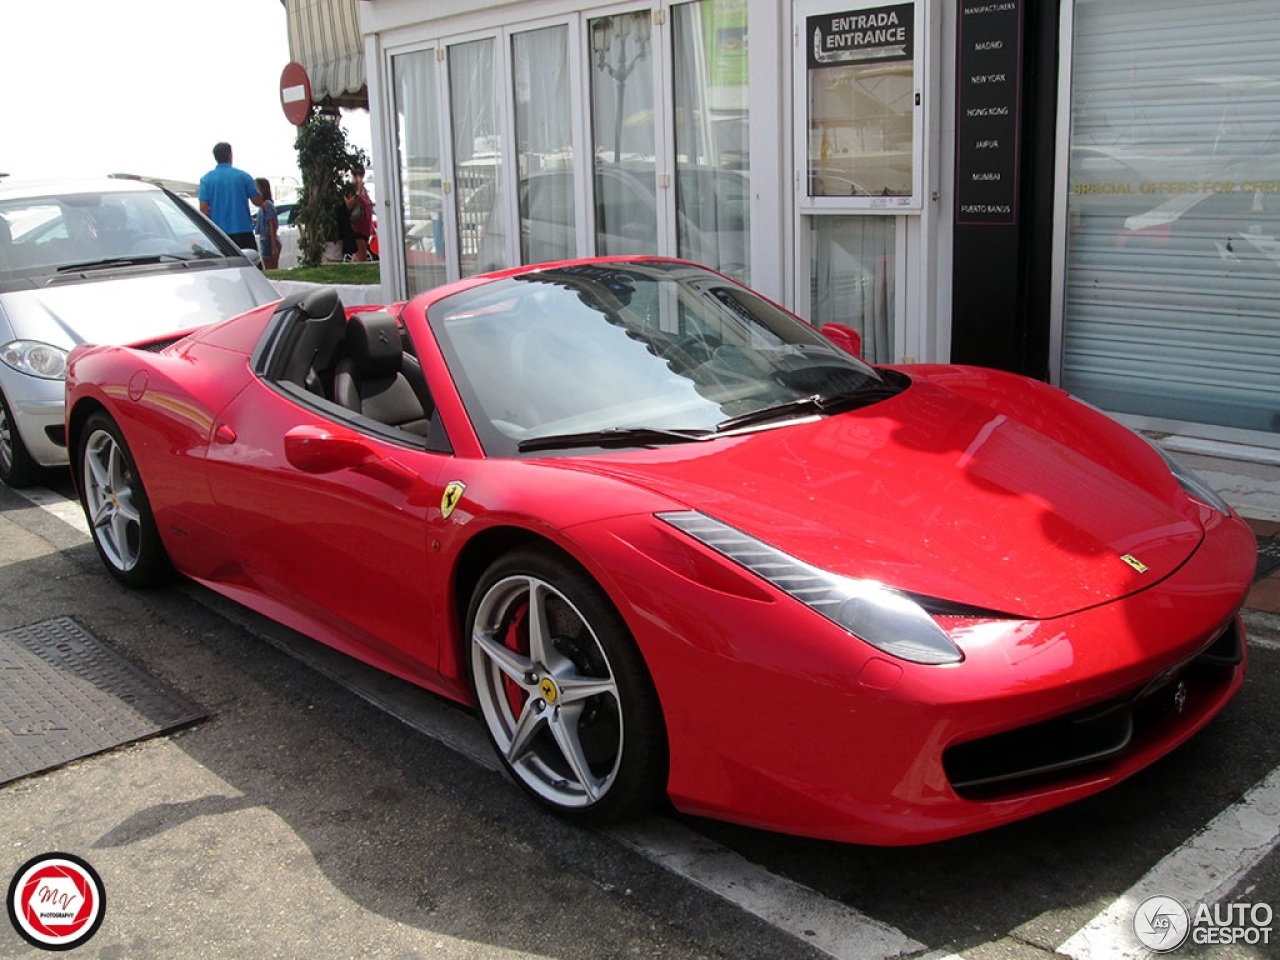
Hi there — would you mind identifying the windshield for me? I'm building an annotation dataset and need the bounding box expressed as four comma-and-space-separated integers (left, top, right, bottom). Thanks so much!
429, 261, 893, 456
0, 188, 237, 286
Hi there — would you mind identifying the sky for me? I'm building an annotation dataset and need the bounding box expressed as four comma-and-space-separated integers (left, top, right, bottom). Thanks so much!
2, 0, 371, 202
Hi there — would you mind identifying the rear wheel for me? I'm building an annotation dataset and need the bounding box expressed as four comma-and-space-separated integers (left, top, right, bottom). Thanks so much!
0, 387, 43, 488
466, 548, 667, 822
77, 411, 172, 588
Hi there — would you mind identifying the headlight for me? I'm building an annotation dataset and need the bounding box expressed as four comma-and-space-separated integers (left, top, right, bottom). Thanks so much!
1, 340, 69, 380
1070, 394, 1233, 516
657, 511, 964, 665
1147, 440, 1233, 515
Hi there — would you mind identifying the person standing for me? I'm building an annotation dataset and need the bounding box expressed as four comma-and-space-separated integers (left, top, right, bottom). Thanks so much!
254, 178, 280, 269
343, 164, 375, 261
199, 142, 261, 250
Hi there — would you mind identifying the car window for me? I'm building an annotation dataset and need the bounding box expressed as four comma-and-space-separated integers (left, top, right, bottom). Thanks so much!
0, 189, 237, 283
429, 261, 888, 457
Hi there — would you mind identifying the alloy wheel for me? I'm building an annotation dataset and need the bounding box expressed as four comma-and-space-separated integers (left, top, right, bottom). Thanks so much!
470, 573, 624, 809
82, 427, 143, 572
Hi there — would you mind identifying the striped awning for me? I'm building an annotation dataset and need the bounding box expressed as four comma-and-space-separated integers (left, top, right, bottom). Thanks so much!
286, 0, 367, 106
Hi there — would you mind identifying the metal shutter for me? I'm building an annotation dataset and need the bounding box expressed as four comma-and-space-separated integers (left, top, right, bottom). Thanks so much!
1062, 0, 1280, 434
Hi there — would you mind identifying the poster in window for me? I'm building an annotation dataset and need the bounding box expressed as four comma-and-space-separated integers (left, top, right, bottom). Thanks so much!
802, 1, 919, 210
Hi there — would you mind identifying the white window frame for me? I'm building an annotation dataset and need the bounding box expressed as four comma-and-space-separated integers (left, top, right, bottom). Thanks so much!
791, 0, 925, 214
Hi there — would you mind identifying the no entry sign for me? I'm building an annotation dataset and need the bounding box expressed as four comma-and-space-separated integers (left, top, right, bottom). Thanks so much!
280, 62, 312, 126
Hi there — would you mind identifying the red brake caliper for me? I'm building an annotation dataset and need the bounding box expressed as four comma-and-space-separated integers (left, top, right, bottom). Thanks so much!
502, 601, 531, 718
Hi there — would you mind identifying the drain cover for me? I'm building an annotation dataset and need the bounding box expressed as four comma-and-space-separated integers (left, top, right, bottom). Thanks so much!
1258, 536, 1280, 583
0, 617, 204, 785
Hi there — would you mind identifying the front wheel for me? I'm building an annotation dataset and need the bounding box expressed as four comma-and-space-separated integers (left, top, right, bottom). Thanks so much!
466, 548, 667, 822
77, 411, 172, 588
0, 386, 43, 488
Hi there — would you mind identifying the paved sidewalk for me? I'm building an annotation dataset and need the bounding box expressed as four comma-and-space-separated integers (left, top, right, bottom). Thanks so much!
0, 491, 792, 960
1167, 443, 1280, 619
1244, 516, 1280, 617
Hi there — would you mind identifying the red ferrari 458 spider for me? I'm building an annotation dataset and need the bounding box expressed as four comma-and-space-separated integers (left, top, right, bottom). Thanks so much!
64, 258, 1255, 845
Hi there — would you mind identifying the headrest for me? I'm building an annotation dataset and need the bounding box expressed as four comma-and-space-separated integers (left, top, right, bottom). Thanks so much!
299, 285, 340, 320
345, 311, 402, 379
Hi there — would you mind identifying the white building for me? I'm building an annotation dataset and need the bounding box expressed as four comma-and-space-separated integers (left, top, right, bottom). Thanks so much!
285, 0, 1280, 452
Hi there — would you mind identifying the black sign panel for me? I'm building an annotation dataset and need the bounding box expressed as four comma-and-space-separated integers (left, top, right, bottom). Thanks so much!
807, 3, 914, 70
955, 0, 1022, 225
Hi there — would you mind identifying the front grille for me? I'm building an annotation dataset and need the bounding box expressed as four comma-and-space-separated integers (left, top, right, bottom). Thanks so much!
943, 620, 1242, 800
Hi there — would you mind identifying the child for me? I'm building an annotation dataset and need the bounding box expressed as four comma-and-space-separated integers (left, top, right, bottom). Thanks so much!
254, 178, 280, 269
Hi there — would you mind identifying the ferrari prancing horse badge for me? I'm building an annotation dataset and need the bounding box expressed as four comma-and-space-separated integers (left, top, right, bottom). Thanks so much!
441, 481, 466, 520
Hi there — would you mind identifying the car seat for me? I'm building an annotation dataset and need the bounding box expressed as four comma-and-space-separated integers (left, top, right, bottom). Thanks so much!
333, 311, 434, 435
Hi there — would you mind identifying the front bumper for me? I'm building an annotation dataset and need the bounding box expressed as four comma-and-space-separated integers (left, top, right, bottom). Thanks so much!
577, 506, 1255, 845
1, 369, 67, 467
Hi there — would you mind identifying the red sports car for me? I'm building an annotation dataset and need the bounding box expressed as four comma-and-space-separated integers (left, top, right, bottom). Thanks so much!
64, 258, 1255, 845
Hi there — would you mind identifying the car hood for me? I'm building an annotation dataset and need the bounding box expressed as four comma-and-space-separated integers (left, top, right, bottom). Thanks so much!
0, 264, 279, 349
554, 377, 1202, 620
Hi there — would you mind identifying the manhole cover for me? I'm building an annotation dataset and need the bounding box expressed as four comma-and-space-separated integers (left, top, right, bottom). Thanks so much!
0, 617, 204, 784
1258, 536, 1280, 583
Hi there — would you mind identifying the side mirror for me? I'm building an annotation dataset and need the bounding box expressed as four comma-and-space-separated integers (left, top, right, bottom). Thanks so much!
822, 322, 862, 359
284, 424, 377, 474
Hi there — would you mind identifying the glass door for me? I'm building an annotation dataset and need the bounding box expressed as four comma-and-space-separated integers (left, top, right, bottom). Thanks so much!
449, 36, 508, 278
807, 215, 897, 362
512, 25, 578, 267
391, 48, 448, 297
588, 9, 658, 257
671, 0, 752, 283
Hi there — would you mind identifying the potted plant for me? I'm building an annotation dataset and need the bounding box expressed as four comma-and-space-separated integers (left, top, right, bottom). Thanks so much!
293, 109, 369, 267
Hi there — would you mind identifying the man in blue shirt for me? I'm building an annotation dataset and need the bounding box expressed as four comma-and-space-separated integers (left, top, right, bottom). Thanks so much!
199, 142, 262, 250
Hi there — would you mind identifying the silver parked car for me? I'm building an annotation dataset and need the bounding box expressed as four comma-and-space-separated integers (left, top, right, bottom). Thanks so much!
0, 178, 279, 486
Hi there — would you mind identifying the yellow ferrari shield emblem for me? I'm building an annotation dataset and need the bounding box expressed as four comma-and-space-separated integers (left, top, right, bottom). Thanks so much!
440, 481, 466, 520
1121, 553, 1149, 574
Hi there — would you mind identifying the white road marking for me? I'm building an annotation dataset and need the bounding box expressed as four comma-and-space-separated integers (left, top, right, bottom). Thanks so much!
1058, 763, 1280, 959
19, 484, 938, 960
1245, 611, 1280, 650
610, 818, 930, 960
19, 484, 88, 534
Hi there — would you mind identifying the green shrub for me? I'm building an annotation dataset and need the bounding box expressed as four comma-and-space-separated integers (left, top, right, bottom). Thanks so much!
265, 262, 381, 285
293, 111, 368, 267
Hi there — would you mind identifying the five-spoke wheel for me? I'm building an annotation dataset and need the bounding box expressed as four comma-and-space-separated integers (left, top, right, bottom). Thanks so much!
467, 549, 666, 821
77, 411, 170, 587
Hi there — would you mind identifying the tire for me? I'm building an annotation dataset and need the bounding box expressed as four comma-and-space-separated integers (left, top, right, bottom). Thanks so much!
0, 386, 43, 488
466, 548, 667, 822
76, 411, 172, 588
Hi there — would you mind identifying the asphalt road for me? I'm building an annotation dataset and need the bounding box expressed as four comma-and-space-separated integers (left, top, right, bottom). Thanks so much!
2, 476, 1277, 960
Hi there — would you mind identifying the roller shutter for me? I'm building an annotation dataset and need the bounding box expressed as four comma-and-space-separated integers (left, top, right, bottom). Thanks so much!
1062, 0, 1280, 433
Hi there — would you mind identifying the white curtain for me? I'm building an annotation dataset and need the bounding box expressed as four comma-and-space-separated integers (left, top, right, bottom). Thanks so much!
589, 11, 656, 256
810, 215, 895, 363
672, 0, 751, 282
514, 26, 575, 265
393, 50, 446, 297
450, 38, 504, 275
